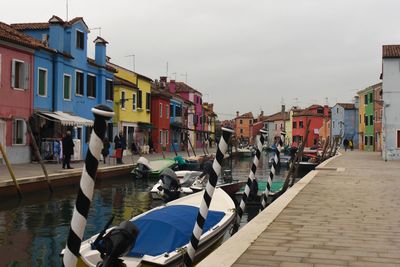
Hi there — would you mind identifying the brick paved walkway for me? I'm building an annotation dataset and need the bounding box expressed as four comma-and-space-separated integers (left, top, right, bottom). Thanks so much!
199, 151, 400, 267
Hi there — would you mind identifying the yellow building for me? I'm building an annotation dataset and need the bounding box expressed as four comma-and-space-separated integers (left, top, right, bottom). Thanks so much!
110, 63, 153, 153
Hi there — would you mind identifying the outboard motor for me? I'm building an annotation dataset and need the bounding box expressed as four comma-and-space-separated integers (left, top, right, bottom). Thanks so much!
157, 168, 181, 202
94, 220, 139, 267
133, 157, 151, 179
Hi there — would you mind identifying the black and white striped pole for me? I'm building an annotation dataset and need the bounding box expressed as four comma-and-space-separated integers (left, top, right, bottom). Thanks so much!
184, 127, 234, 267
260, 131, 285, 210
232, 129, 267, 234
63, 105, 114, 267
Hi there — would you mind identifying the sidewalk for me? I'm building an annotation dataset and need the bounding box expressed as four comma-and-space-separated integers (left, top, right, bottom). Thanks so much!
199, 151, 400, 267
0, 148, 207, 183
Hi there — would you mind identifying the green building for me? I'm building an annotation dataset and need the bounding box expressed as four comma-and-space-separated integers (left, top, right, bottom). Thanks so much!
357, 86, 374, 151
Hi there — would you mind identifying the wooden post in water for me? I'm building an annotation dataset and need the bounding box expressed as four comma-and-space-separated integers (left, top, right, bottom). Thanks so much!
0, 142, 22, 197
184, 127, 234, 267
26, 119, 53, 192
187, 131, 196, 157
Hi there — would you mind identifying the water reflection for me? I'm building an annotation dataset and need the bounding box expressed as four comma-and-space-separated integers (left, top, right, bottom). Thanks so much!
0, 153, 287, 266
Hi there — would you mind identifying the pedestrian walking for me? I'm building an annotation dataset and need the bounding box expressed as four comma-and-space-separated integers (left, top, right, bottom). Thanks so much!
343, 139, 349, 151
62, 131, 74, 169
101, 137, 110, 164
114, 131, 126, 164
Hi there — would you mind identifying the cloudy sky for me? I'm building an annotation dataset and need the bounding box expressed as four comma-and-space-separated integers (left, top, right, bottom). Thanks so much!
3, 0, 399, 119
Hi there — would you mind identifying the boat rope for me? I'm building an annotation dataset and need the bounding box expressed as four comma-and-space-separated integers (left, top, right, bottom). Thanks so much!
184, 127, 234, 267
62, 105, 114, 267
233, 129, 267, 234
260, 131, 286, 210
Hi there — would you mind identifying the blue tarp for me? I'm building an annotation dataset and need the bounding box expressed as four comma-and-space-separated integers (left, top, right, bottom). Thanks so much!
128, 205, 225, 257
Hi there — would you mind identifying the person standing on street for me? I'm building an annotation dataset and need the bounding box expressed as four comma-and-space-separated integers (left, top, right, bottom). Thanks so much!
114, 131, 126, 164
62, 131, 74, 169
102, 137, 110, 164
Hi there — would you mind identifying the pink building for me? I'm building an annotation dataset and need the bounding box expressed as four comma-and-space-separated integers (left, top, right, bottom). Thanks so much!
0, 22, 40, 163
175, 82, 204, 148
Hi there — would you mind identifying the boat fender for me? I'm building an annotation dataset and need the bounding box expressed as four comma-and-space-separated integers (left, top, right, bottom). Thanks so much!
96, 221, 139, 267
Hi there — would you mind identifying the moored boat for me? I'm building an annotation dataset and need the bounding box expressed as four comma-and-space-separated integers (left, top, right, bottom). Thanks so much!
131, 157, 176, 179
76, 188, 236, 267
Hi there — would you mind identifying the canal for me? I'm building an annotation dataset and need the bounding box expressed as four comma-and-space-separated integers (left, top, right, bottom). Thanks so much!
0, 153, 288, 266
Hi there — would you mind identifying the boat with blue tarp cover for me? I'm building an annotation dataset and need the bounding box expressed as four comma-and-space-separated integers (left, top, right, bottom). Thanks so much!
77, 188, 235, 266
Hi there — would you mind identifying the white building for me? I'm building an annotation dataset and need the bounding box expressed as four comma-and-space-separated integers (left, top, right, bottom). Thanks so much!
381, 45, 400, 160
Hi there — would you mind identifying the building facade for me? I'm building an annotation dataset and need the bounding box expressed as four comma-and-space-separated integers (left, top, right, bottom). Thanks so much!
381, 45, 400, 160
331, 103, 359, 148
150, 83, 170, 153
234, 112, 254, 144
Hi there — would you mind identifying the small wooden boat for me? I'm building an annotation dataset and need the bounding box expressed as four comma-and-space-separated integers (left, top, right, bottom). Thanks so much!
131, 157, 176, 179
234, 179, 284, 204
233, 147, 253, 157
268, 155, 291, 168
77, 188, 236, 267
174, 155, 201, 171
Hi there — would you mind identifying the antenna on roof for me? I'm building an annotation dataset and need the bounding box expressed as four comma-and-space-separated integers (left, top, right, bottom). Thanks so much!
181, 72, 188, 83
90, 27, 102, 37
325, 97, 329, 105
126, 54, 135, 72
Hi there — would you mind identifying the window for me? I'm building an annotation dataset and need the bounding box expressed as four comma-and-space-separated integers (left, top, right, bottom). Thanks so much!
38, 68, 47, 96
293, 122, 297, 128
369, 93, 373, 103
336, 108, 339, 113
166, 105, 169, 118
194, 115, 198, 125
75, 71, 84, 95
359, 115, 361, 124
159, 103, 162, 118
239, 119, 243, 124
365, 115, 368, 126
240, 128, 243, 133
370, 115, 373, 125
132, 93, 136, 111
317, 108, 323, 114
369, 136, 374, 146
137, 90, 142, 109
299, 121, 304, 128
397, 130, 400, 149
63, 74, 71, 100
275, 124, 277, 130
160, 130, 163, 145
364, 94, 368, 105
12, 119, 25, 145
106, 79, 113, 101
170, 104, 174, 117
87, 74, 96, 98
364, 136, 368, 145
333, 121, 335, 128
176, 105, 182, 117
121, 91, 126, 109
375, 111, 378, 122
11, 59, 29, 89
76, 30, 84, 49
146, 92, 151, 110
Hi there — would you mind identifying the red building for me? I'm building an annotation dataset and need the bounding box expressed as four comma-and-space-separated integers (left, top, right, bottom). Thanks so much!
374, 85, 383, 152
292, 105, 330, 147
0, 22, 39, 163
150, 83, 171, 153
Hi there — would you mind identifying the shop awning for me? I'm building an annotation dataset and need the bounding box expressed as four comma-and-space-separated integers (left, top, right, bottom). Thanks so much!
37, 111, 94, 127
138, 122, 154, 129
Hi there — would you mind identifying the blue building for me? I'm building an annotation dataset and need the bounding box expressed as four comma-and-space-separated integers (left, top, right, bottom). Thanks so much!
12, 16, 115, 160
169, 97, 184, 152
331, 102, 359, 148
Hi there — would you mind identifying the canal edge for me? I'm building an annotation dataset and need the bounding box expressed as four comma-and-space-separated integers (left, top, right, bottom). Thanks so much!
197, 153, 342, 267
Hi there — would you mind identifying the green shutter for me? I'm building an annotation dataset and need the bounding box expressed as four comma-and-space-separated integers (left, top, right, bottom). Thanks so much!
38, 69, 45, 95
64, 76, 70, 99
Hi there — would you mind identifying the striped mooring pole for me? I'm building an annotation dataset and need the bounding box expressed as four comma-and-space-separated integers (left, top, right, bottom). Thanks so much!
233, 129, 267, 234
184, 127, 234, 267
63, 105, 114, 267
260, 131, 286, 210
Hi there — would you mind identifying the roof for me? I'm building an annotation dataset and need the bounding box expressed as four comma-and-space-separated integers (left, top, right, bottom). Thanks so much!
0, 21, 52, 51
264, 111, 289, 122
108, 62, 153, 82
11, 16, 89, 32
151, 83, 172, 99
236, 112, 254, 119
336, 103, 356, 110
114, 77, 138, 89
357, 82, 382, 95
383, 45, 400, 58
87, 58, 117, 73
175, 82, 202, 95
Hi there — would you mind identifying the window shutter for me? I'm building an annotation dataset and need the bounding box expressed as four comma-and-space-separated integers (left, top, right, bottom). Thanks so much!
23, 62, 29, 89
11, 60, 16, 88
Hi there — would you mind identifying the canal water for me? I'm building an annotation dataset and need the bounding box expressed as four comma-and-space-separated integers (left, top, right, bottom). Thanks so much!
0, 153, 288, 267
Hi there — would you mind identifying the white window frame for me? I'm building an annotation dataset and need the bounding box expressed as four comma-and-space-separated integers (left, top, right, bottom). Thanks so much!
11, 59, 29, 90
159, 103, 163, 118
37, 67, 48, 97
12, 119, 26, 145
63, 74, 72, 101
75, 70, 84, 96
87, 73, 96, 99
132, 92, 137, 111
121, 91, 126, 110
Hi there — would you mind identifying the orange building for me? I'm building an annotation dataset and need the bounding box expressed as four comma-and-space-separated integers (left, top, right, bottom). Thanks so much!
234, 111, 254, 144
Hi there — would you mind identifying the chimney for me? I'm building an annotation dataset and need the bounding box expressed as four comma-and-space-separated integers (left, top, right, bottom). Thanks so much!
160, 76, 167, 89
281, 105, 285, 113
94, 36, 108, 66
169, 79, 176, 94
236, 111, 239, 117
48, 15, 65, 52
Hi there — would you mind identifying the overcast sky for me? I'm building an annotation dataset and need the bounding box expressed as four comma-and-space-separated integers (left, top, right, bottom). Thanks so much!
3, 0, 399, 119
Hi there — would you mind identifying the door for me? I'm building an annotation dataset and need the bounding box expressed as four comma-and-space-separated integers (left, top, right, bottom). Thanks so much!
0, 120, 5, 164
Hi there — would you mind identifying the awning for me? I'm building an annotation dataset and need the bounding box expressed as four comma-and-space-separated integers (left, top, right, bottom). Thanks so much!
138, 122, 154, 129
37, 111, 94, 127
